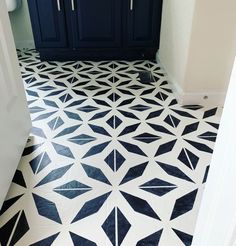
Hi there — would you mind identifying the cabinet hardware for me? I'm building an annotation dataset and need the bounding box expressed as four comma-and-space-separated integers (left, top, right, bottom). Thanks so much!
130, 0, 133, 10
71, 0, 75, 11
57, 0, 61, 11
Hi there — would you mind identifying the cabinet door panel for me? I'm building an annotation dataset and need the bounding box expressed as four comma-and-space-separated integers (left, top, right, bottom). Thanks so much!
68, 0, 121, 48
28, 0, 68, 48
126, 0, 162, 47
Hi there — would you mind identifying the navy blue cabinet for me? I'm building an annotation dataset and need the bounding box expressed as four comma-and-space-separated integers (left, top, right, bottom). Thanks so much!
67, 0, 121, 48
28, 0, 163, 60
126, 0, 162, 47
28, 0, 68, 48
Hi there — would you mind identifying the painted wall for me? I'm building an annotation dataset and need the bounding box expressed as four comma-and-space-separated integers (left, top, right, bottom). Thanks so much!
159, 0, 196, 89
159, 0, 236, 106
9, 0, 35, 48
184, 0, 236, 93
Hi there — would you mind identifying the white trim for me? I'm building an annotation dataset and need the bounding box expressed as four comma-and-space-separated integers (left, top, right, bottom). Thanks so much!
0, 0, 31, 209
178, 92, 226, 107
15, 40, 35, 49
192, 56, 236, 246
170, 79, 226, 107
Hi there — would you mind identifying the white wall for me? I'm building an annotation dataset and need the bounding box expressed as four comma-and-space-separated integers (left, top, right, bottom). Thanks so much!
192, 57, 236, 246
159, 0, 196, 89
9, 0, 35, 49
159, 0, 236, 106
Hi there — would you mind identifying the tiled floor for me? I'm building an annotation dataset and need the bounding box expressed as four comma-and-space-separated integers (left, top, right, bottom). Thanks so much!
0, 49, 221, 246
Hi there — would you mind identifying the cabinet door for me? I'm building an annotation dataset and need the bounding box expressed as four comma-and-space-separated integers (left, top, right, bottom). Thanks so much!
28, 0, 68, 48
67, 0, 121, 48
126, 0, 163, 47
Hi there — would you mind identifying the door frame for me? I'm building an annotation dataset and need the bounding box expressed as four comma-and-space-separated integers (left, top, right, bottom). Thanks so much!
0, 0, 31, 209
192, 56, 236, 246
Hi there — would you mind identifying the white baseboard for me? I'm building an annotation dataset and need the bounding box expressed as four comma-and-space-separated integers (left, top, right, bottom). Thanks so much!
15, 40, 35, 49
156, 53, 226, 107
170, 80, 226, 107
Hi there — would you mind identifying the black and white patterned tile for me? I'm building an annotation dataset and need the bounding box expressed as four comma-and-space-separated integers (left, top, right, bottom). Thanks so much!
0, 49, 221, 246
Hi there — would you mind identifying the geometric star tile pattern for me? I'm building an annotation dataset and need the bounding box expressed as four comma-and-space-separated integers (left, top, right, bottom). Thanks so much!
0, 49, 221, 245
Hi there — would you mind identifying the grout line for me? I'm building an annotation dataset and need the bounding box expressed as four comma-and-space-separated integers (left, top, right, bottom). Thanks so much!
113, 115, 116, 129
134, 137, 160, 139
35, 152, 45, 174
160, 93, 164, 101
169, 115, 177, 128
199, 136, 215, 138
6, 211, 22, 246
54, 188, 92, 191
28, 77, 34, 84
184, 148, 194, 170
115, 207, 118, 246
63, 93, 68, 103
71, 138, 94, 140
140, 185, 177, 189
53, 116, 59, 130
114, 150, 117, 172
